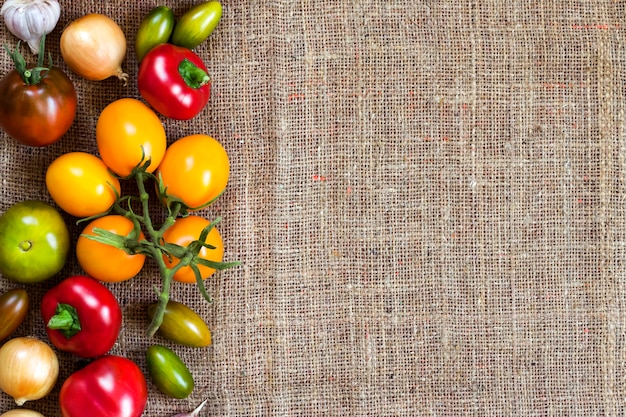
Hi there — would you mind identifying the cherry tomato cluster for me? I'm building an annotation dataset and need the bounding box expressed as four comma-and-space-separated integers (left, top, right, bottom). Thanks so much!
0, 1, 234, 415
45, 97, 232, 285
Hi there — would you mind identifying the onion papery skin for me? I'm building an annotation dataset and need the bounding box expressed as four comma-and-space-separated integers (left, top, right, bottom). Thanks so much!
60, 13, 128, 83
1, 409, 46, 417
0, 337, 59, 406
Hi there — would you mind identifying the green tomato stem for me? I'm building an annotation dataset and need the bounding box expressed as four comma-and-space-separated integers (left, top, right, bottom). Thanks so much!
146, 257, 173, 337
145, 234, 196, 337
135, 169, 170, 337
82, 160, 238, 337
3, 35, 51, 85
138, 170, 192, 337
136, 171, 159, 238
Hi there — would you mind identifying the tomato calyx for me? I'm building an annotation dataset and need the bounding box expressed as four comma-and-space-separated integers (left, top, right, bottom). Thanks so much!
4, 35, 51, 85
179, 58, 210, 89
46, 303, 82, 339
80, 159, 239, 337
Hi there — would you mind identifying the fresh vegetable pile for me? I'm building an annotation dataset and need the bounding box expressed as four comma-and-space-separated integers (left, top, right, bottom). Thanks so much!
0, 1, 234, 416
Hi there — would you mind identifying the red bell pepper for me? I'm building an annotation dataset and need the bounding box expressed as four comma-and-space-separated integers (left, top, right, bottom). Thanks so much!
41, 275, 122, 358
138, 43, 211, 120
60, 355, 148, 417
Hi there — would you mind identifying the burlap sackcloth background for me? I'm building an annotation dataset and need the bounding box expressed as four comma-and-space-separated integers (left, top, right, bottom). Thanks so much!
0, 0, 625, 415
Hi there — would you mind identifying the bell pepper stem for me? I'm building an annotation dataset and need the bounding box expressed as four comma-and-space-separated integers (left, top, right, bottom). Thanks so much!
47, 303, 81, 339
179, 58, 210, 89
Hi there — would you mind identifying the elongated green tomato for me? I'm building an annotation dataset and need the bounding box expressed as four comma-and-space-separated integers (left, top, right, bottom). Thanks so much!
147, 300, 211, 347
135, 6, 175, 61
0, 289, 29, 341
171, 1, 222, 49
146, 345, 194, 398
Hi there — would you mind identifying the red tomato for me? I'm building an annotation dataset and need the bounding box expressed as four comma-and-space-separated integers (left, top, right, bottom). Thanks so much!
138, 43, 210, 120
76, 215, 146, 282
162, 215, 224, 283
157, 134, 229, 209
60, 355, 147, 417
41, 275, 122, 358
0, 45, 76, 147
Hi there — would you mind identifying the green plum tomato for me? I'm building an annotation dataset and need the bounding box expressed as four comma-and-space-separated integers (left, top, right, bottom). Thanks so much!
146, 345, 194, 398
147, 300, 212, 347
171, 1, 222, 49
0, 201, 69, 283
135, 6, 175, 61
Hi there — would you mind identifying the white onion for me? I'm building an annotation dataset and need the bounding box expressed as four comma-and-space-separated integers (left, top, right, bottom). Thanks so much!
60, 13, 128, 83
1, 409, 46, 417
0, 337, 59, 406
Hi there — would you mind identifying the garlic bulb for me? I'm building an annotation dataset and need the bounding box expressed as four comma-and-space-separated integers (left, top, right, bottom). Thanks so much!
1, 0, 61, 54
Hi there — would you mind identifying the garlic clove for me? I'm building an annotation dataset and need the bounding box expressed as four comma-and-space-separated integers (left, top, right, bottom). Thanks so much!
1, 0, 61, 54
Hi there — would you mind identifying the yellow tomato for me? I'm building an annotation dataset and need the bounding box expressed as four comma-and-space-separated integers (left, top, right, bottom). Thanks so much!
46, 152, 121, 218
96, 98, 167, 177
162, 215, 224, 283
157, 134, 229, 209
76, 215, 146, 282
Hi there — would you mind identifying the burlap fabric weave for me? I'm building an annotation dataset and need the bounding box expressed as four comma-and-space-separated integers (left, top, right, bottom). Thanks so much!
0, 0, 625, 415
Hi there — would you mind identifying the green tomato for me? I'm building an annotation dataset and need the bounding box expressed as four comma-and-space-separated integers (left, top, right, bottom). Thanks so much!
135, 6, 175, 61
146, 345, 194, 399
0, 200, 69, 283
171, 0, 222, 49
148, 300, 212, 347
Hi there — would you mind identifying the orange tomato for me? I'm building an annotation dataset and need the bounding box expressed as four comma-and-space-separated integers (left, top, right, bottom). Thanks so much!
162, 215, 224, 283
76, 215, 146, 282
157, 134, 229, 209
46, 152, 121, 217
96, 98, 167, 177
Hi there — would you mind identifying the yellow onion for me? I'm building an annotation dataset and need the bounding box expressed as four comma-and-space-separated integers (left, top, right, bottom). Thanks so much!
0, 337, 59, 406
60, 13, 128, 83
1, 409, 46, 417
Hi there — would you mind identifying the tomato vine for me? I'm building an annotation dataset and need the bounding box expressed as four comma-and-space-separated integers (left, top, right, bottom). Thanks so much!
81, 159, 239, 337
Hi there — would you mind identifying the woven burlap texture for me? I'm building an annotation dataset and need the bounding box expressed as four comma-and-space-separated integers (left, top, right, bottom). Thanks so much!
0, 0, 625, 416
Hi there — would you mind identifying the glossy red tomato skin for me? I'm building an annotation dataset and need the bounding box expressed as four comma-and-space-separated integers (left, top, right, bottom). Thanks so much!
0, 67, 77, 147
41, 275, 122, 358
60, 355, 148, 417
138, 43, 210, 120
